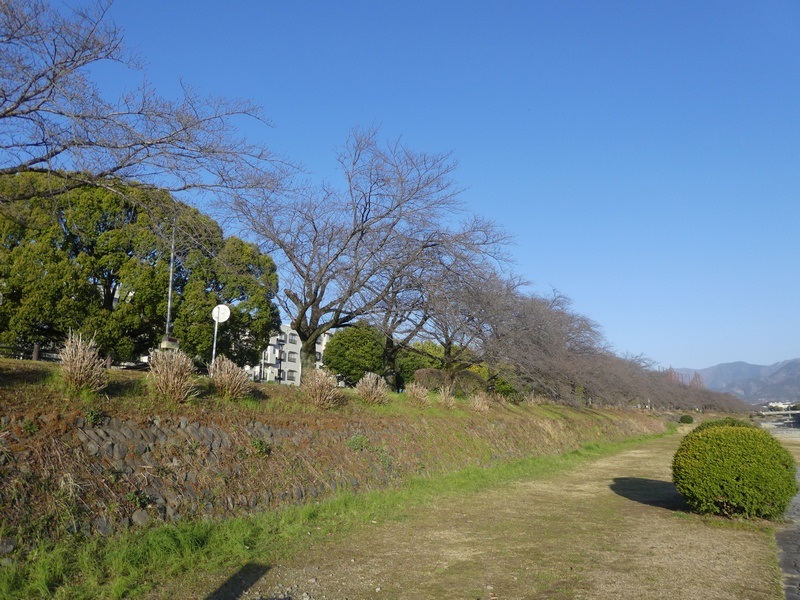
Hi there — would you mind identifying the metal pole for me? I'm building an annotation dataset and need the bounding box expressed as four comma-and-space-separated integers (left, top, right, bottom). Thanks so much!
211, 319, 219, 375
165, 221, 176, 337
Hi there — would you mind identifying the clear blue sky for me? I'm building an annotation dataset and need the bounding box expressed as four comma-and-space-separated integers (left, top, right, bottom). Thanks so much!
104, 0, 800, 369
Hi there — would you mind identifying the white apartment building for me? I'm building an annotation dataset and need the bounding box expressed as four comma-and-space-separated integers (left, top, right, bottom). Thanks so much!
256, 324, 331, 386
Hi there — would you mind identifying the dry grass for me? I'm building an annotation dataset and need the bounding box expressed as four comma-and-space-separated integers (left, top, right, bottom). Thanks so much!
301, 369, 345, 409
437, 384, 456, 409
59, 332, 107, 394
210, 355, 251, 400
404, 382, 430, 408
355, 372, 389, 405
468, 390, 492, 413
147, 349, 197, 403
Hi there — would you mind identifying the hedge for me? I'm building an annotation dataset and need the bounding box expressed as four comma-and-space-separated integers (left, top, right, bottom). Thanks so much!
672, 425, 797, 519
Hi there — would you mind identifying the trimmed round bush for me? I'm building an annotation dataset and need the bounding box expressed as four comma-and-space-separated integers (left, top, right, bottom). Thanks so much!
672, 426, 797, 519
678, 414, 694, 424
690, 417, 755, 435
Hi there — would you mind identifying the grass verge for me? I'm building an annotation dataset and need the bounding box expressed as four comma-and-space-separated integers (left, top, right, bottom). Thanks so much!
0, 431, 672, 599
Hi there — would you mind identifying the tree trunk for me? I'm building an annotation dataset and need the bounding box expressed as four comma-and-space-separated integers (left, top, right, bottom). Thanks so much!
382, 337, 401, 391
299, 340, 318, 383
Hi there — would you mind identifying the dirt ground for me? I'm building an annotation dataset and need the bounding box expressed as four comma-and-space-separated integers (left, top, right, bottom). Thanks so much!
186, 430, 785, 600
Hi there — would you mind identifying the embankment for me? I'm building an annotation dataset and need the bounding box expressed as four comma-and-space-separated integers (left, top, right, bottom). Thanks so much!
0, 403, 667, 549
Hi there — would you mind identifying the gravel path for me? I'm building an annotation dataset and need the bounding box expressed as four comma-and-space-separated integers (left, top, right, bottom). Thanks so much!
192, 432, 783, 600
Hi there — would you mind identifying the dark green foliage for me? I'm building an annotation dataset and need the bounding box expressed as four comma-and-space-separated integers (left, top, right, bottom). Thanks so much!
84, 408, 105, 427
20, 420, 38, 436
690, 417, 755, 435
126, 490, 150, 509
395, 342, 441, 383
0, 175, 279, 365
678, 414, 694, 424
672, 426, 797, 519
323, 325, 384, 385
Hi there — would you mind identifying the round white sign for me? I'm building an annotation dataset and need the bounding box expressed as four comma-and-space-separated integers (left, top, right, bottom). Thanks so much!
211, 304, 231, 323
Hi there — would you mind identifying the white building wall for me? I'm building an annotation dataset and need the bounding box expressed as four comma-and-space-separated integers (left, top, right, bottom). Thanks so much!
259, 325, 331, 386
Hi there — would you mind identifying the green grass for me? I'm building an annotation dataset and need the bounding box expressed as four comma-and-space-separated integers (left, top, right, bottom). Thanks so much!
0, 431, 672, 599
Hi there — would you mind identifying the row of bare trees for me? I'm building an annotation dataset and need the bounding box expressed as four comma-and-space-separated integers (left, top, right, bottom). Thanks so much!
1, 0, 746, 412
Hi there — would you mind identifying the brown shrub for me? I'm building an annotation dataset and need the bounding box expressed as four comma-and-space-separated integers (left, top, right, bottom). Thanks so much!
413, 368, 485, 396
414, 368, 446, 391
457, 370, 486, 396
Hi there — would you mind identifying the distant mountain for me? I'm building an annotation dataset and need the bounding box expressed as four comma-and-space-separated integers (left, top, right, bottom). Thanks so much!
676, 359, 800, 405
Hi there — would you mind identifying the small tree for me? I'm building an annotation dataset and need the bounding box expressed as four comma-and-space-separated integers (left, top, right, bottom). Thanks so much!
323, 325, 384, 385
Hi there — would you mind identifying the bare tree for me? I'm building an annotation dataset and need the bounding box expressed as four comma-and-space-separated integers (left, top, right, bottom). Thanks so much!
230, 127, 509, 376
478, 288, 607, 400
0, 0, 291, 206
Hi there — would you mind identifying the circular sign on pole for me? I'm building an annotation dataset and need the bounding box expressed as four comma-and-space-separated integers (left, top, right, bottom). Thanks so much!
211, 304, 231, 323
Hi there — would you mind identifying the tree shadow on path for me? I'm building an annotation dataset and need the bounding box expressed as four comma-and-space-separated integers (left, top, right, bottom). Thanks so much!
610, 477, 689, 511
205, 563, 276, 600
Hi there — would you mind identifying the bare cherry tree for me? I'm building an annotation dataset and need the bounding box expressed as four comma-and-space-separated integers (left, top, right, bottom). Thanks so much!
230, 127, 509, 376
0, 0, 291, 206
478, 288, 607, 400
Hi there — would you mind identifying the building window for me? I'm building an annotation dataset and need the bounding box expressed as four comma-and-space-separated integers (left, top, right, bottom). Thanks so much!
315, 352, 321, 362
287, 370, 297, 382
288, 351, 298, 363
289, 333, 298, 344
279, 332, 287, 342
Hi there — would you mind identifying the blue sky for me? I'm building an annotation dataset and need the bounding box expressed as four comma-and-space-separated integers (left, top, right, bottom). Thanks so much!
104, 1, 800, 369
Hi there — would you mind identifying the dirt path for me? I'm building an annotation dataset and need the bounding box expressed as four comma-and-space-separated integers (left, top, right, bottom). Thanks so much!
200, 433, 783, 600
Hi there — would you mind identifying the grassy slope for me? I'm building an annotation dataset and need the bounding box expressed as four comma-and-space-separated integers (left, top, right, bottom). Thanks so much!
0, 359, 675, 598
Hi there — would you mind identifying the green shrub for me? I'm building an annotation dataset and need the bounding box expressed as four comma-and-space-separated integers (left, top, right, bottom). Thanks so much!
345, 434, 371, 452
690, 417, 755, 435
678, 414, 694, 424
672, 426, 797, 519
250, 438, 272, 457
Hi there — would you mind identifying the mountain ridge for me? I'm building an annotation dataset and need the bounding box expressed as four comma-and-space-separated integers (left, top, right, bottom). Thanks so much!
676, 359, 800, 405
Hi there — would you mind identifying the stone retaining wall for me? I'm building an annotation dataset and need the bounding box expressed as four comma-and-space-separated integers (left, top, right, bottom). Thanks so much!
0, 407, 667, 544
